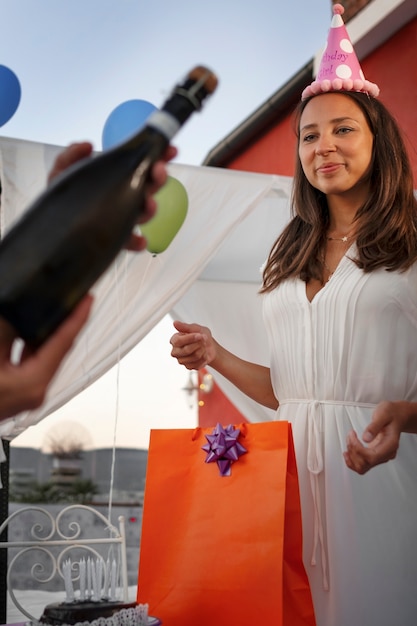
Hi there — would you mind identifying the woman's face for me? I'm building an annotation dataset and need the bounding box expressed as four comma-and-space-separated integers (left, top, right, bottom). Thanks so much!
298, 93, 374, 201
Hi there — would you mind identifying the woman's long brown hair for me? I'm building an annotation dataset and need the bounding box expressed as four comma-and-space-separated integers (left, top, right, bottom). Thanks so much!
261, 91, 417, 293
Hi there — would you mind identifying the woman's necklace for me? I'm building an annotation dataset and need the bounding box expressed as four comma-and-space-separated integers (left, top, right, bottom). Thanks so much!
319, 226, 356, 283
326, 229, 355, 243
321, 233, 354, 283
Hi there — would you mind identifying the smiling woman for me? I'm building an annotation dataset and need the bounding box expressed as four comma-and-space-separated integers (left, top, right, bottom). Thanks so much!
169, 5, 417, 625
298, 94, 374, 197
297, 92, 375, 296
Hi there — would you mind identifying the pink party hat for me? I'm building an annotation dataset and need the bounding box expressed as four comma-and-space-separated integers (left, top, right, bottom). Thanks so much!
301, 3, 379, 100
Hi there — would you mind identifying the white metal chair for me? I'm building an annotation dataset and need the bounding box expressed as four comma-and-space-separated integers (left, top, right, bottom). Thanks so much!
0, 504, 128, 621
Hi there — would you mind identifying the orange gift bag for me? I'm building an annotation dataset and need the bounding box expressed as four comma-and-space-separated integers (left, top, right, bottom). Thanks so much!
137, 421, 316, 626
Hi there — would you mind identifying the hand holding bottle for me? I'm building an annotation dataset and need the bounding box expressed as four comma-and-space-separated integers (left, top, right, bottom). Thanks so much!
0, 140, 174, 421
47, 141, 178, 251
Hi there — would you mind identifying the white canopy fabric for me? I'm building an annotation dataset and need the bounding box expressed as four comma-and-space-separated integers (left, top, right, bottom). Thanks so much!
0, 136, 292, 468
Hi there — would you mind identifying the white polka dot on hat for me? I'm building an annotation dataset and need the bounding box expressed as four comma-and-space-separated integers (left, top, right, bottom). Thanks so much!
301, 3, 380, 100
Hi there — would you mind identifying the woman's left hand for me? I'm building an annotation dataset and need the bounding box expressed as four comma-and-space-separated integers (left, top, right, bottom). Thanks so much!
343, 400, 411, 475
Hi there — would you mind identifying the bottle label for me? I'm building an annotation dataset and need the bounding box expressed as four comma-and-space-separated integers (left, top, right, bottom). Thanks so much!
147, 110, 181, 141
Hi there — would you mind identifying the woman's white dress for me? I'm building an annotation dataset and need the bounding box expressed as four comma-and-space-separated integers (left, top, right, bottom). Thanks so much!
262, 248, 417, 626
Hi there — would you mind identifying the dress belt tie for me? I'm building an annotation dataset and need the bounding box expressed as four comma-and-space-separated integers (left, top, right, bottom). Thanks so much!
279, 399, 377, 592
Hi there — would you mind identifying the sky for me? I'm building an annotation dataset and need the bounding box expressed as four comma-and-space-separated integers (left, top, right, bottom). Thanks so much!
1, 0, 331, 451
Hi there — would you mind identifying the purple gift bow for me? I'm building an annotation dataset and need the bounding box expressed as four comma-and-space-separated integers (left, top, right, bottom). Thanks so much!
202, 423, 247, 476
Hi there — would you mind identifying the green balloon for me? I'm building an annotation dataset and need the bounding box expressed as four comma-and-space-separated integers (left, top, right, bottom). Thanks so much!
141, 176, 188, 254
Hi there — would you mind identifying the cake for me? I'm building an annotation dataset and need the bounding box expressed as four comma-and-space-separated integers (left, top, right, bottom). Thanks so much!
38, 600, 161, 626
39, 557, 161, 625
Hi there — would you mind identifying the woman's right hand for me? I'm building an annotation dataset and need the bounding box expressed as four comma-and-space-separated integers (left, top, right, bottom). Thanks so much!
170, 320, 216, 370
171, 320, 278, 410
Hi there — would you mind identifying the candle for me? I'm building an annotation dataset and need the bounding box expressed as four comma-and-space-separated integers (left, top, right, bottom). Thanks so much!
96, 559, 103, 600
110, 559, 117, 601
79, 558, 86, 601
63, 559, 75, 603
102, 558, 110, 599
91, 559, 98, 601
91, 559, 102, 602
87, 558, 92, 600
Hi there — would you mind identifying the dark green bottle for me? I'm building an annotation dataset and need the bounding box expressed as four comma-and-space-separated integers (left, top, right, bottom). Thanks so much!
0, 66, 218, 347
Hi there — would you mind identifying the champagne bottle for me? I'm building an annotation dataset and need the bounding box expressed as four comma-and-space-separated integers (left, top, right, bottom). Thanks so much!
0, 66, 218, 348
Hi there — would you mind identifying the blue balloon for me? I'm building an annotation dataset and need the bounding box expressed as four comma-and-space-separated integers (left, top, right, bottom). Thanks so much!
0, 65, 21, 127
102, 99, 157, 150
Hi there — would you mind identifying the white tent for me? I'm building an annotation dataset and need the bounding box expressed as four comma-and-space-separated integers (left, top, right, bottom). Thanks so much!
0, 136, 293, 464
